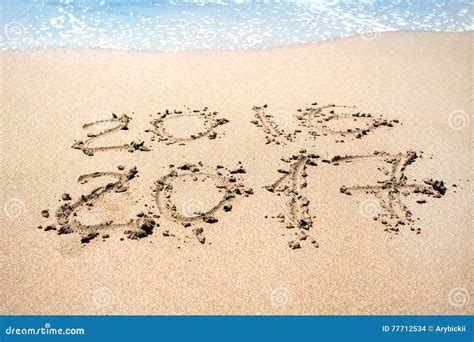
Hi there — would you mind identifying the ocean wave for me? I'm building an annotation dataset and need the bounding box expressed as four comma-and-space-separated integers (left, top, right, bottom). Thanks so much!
0, 0, 472, 51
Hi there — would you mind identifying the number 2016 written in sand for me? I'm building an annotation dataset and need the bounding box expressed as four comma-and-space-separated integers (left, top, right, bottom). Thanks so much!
38, 103, 449, 249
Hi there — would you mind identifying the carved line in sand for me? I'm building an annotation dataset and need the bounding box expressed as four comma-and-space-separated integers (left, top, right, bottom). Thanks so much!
301, 103, 399, 139
48, 167, 158, 243
153, 162, 253, 244
266, 150, 448, 248
251, 105, 298, 145
265, 151, 320, 249
332, 151, 447, 234
148, 107, 229, 145
251, 102, 400, 144
72, 114, 150, 156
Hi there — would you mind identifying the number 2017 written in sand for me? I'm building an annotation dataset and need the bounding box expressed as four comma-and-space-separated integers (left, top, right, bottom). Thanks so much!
38, 103, 449, 249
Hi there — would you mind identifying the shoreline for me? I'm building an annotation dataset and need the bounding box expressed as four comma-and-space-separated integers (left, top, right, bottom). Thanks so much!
1, 31, 471, 56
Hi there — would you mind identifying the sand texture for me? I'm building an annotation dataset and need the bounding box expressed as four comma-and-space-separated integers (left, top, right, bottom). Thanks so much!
0, 32, 472, 315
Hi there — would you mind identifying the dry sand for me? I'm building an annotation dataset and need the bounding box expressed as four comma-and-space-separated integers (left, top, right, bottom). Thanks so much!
0, 31, 472, 315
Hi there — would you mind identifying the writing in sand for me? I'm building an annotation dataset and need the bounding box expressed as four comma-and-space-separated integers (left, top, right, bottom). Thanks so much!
38, 102, 449, 249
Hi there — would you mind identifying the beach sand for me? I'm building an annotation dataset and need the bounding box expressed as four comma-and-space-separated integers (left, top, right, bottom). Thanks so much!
0, 31, 472, 315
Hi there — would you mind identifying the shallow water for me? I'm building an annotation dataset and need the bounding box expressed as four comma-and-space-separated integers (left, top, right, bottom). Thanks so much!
0, 0, 472, 51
